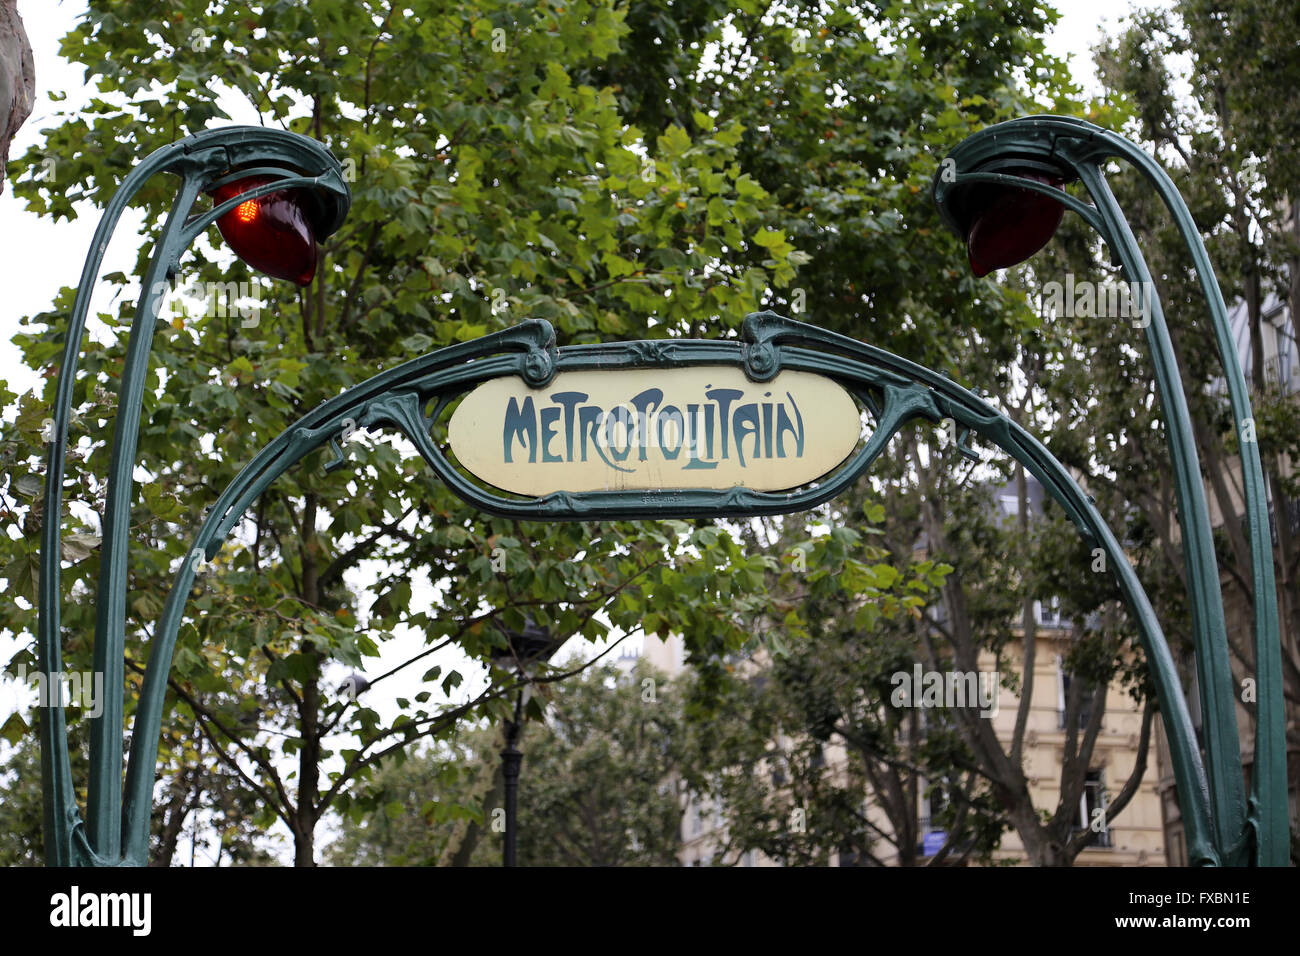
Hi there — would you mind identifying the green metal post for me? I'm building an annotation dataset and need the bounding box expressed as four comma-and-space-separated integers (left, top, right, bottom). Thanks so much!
86, 174, 204, 861
933, 114, 1288, 865
37, 127, 349, 866
40, 117, 1279, 870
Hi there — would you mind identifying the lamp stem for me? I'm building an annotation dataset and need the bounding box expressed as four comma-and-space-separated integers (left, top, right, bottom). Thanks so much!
36, 139, 194, 866
1077, 165, 1249, 863
1093, 130, 1288, 867
85, 174, 204, 862
501, 691, 524, 867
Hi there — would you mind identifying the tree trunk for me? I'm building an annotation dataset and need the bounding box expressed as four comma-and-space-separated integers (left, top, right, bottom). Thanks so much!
294, 494, 322, 866
152, 771, 195, 867
0, 0, 34, 195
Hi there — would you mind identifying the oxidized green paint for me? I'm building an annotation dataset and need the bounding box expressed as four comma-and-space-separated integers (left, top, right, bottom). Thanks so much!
36, 118, 1286, 869
37, 127, 349, 866
934, 115, 1287, 867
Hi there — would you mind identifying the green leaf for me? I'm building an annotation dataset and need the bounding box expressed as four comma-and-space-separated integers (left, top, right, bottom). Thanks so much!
602, 252, 636, 278
12, 474, 41, 499
60, 534, 102, 563
658, 124, 692, 157
0, 711, 29, 745
401, 332, 433, 353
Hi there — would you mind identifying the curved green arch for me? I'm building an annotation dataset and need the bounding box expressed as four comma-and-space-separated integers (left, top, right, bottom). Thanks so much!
113, 312, 1218, 866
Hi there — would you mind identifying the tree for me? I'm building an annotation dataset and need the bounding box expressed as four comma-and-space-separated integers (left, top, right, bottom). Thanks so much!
0, 0, 1088, 867
0, 0, 802, 865
325, 725, 488, 866
0, 709, 277, 865
677, 510, 1009, 867
1079, 1, 1300, 861
329, 659, 687, 866
627, 1, 1149, 866
0, 0, 33, 194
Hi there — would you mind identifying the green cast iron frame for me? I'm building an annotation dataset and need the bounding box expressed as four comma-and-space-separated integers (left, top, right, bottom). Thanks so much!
36, 126, 350, 867
33, 116, 1287, 867
934, 115, 1286, 866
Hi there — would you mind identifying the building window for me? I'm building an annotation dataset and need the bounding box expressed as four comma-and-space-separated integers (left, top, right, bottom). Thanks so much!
921, 779, 950, 832
838, 844, 865, 867
1074, 770, 1111, 848
927, 600, 949, 627
769, 746, 789, 786
1036, 596, 1065, 628
917, 776, 952, 858
1057, 658, 1095, 730
686, 794, 701, 838
810, 742, 826, 769
1166, 831, 1186, 866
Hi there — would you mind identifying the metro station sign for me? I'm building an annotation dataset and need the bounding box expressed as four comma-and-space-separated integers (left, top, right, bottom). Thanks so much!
447, 366, 861, 496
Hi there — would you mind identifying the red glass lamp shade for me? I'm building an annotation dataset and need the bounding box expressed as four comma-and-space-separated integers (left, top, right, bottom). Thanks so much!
211, 176, 319, 286
963, 171, 1066, 277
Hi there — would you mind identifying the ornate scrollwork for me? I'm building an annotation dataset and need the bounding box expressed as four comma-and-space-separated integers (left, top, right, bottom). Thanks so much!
518, 319, 559, 387
744, 340, 779, 382
522, 343, 556, 387
624, 340, 678, 366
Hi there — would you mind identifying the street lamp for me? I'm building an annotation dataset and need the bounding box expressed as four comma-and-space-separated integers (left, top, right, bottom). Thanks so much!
489, 619, 565, 867
38, 126, 350, 866
932, 114, 1286, 866
38, 116, 1282, 870
208, 174, 329, 285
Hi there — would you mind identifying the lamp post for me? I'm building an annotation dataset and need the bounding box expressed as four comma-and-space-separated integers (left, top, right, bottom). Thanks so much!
38, 126, 350, 867
932, 114, 1287, 866
490, 619, 564, 867
38, 116, 1282, 870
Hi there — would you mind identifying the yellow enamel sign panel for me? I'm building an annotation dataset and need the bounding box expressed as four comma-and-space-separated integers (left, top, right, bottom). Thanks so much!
447, 366, 861, 496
